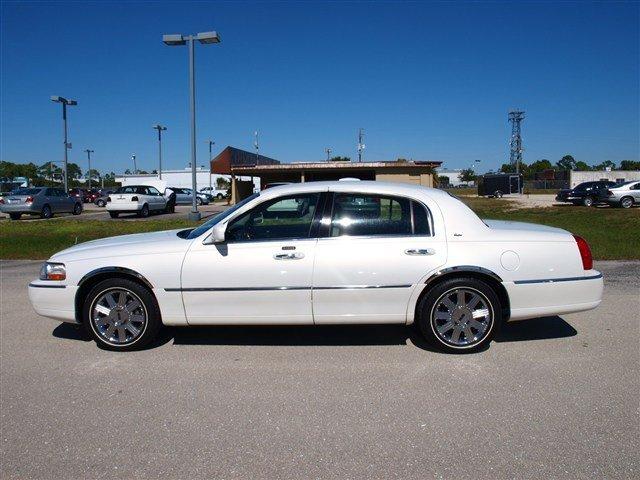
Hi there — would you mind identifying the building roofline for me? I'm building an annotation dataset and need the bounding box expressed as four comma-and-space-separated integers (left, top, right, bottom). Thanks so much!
230, 161, 441, 172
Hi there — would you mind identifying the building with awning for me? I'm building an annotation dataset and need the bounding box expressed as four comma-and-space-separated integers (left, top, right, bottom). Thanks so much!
211, 146, 442, 203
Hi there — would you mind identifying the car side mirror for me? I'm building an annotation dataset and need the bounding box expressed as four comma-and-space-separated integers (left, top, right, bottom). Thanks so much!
204, 223, 227, 244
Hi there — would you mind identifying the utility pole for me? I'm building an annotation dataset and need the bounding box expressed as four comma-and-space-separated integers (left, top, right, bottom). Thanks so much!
206, 140, 215, 189
508, 110, 525, 174
84, 149, 94, 189
131, 154, 137, 174
357, 128, 365, 163
153, 124, 167, 179
254, 130, 259, 165
326, 148, 332, 161
50, 96, 77, 192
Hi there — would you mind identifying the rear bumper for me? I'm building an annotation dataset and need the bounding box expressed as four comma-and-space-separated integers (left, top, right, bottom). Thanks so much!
106, 203, 143, 212
505, 271, 603, 321
0, 204, 39, 214
28, 282, 79, 323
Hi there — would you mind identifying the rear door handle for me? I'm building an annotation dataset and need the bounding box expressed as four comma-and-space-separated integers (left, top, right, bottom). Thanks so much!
274, 252, 305, 260
405, 248, 435, 256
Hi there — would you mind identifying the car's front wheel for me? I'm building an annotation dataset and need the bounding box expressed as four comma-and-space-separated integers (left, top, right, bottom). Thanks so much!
109, 211, 119, 218
82, 278, 161, 351
9, 213, 21, 220
73, 203, 82, 215
493, 190, 503, 198
583, 196, 594, 207
96, 199, 106, 207
620, 196, 634, 209
417, 277, 502, 353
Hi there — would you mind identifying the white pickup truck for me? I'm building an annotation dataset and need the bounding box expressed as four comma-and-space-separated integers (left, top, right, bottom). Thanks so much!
106, 185, 167, 218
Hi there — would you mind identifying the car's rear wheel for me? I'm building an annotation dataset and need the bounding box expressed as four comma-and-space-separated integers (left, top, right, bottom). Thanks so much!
139, 204, 150, 217
583, 196, 594, 207
494, 190, 503, 198
40, 205, 52, 219
417, 277, 502, 353
73, 203, 82, 215
196, 197, 203, 206
109, 211, 119, 218
620, 196, 634, 209
9, 213, 21, 220
216, 193, 224, 200
82, 278, 161, 351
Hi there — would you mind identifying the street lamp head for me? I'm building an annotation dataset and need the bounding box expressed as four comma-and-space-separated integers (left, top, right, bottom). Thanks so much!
50, 95, 77, 105
163, 34, 186, 46
153, 124, 167, 131
197, 31, 221, 44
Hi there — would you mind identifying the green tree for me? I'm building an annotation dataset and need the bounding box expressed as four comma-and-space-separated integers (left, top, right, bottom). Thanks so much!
216, 177, 230, 189
557, 155, 576, 170
620, 160, 640, 170
329, 156, 351, 162
574, 161, 591, 171
593, 160, 616, 170
459, 168, 476, 182
66, 163, 82, 179
438, 175, 450, 188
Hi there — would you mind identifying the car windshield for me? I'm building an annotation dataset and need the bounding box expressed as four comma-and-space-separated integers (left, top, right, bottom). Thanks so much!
184, 193, 259, 240
13, 188, 41, 195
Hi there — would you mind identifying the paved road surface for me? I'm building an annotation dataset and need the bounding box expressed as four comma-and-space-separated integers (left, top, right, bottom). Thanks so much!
1, 261, 638, 479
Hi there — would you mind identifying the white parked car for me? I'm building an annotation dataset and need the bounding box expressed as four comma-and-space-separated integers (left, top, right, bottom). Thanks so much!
29, 181, 603, 352
106, 185, 167, 218
200, 187, 228, 200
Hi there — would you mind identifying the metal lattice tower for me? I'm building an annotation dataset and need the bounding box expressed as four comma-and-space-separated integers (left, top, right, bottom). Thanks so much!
508, 110, 525, 173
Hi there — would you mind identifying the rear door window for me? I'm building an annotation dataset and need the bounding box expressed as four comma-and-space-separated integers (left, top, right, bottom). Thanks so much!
329, 193, 430, 237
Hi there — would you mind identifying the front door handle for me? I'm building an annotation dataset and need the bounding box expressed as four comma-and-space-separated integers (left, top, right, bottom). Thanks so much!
274, 252, 305, 260
405, 248, 435, 256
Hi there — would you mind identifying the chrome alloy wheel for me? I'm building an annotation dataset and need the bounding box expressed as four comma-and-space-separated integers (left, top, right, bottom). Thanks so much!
430, 287, 493, 348
90, 288, 147, 345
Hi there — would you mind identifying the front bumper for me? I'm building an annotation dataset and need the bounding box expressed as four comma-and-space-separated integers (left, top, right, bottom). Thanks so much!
28, 282, 79, 323
505, 271, 603, 321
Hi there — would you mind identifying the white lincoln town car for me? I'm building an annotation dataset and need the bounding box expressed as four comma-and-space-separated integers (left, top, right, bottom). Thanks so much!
28, 181, 603, 352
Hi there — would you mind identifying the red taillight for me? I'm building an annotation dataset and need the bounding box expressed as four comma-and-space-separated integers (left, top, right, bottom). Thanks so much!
25, 196, 34, 203
573, 234, 593, 270
0, 198, 4, 204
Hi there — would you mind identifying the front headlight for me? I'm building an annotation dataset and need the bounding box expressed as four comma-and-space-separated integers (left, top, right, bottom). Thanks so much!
39, 262, 66, 281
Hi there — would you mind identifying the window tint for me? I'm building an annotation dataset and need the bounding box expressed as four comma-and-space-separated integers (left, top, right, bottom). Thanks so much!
412, 201, 431, 235
148, 187, 160, 195
226, 193, 320, 242
330, 193, 413, 237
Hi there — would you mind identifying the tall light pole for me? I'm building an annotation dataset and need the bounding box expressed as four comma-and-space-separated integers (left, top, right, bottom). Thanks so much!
50, 96, 77, 192
84, 149, 94, 189
131, 154, 137, 174
163, 30, 221, 221
357, 128, 365, 163
153, 124, 167, 179
206, 140, 215, 189
254, 130, 259, 165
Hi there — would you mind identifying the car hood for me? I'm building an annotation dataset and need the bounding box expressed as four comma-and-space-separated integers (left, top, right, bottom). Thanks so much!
50, 229, 191, 262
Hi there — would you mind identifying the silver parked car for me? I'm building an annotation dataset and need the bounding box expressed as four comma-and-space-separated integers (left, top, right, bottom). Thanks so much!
170, 187, 210, 205
605, 181, 640, 208
0, 187, 83, 220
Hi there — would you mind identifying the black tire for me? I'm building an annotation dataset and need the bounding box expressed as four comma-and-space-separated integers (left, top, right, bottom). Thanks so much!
196, 197, 203, 206
494, 190, 503, 198
216, 193, 224, 200
82, 278, 161, 351
416, 277, 502, 353
9, 213, 21, 220
73, 203, 82, 215
96, 199, 106, 207
109, 211, 119, 218
40, 205, 52, 219
620, 196, 634, 209
582, 196, 594, 207
139, 204, 150, 218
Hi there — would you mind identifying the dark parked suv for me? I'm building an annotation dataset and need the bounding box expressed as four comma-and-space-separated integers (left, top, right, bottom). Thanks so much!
555, 181, 617, 207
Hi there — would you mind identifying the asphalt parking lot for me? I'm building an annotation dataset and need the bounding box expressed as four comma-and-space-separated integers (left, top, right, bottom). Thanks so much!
0, 201, 228, 222
1, 261, 638, 479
